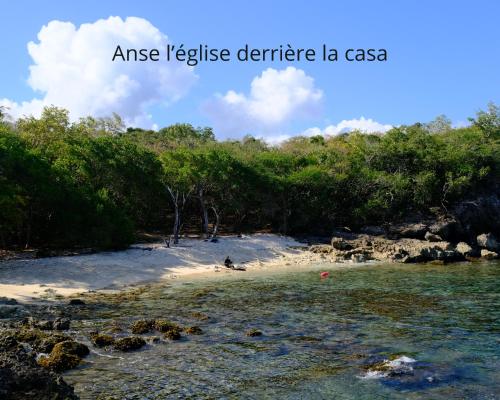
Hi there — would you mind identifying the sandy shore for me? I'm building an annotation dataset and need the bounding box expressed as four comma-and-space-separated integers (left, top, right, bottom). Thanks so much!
0, 234, 324, 302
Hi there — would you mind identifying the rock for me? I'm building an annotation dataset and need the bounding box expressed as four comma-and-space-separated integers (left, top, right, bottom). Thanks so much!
428, 216, 463, 241
53, 318, 70, 331
245, 328, 262, 337
0, 336, 78, 399
130, 319, 154, 334
452, 195, 500, 238
309, 244, 333, 254
29, 317, 70, 331
0, 305, 27, 319
351, 253, 367, 263
425, 232, 443, 242
0, 297, 18, 305
68, 299, 85, 306
36, 320, 54, 330
38, 352, 81, 372
163, 328, 182, 340
34, 333, 72, 353
90, 332, 115, 347
481, 249, 498, 259
455, 242, 475, 257
477, 233, 500, 252
52, 340, 89, 358
113, 336, 146, 351
8, 328, 71, 354
153, 319, 181, 333
184, 326, 203, 335
388, 222, 428, 239
331, 237, 352, 250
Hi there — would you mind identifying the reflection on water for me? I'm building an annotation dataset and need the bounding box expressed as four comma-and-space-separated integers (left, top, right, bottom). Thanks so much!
64, 261, 500, 399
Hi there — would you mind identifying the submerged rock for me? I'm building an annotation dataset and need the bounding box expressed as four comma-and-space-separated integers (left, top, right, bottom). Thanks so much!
245, 328, 263, 337
68, 299, 86, 306
153, 319, 181, 333
90, 332, 115, 347
184, 326, 203, 335
28, 317, 70, 331
163, 328, 182, 340
0, 297, 18, 305
113, 336, 146, 351
190, 312, 210, 321
130, 319, 154, 334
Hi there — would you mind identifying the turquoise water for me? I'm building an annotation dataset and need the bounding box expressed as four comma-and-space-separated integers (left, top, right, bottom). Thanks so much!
64, 261, 500, 399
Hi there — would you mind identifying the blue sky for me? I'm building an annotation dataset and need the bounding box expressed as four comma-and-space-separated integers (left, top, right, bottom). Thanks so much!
1, 0, 499, 140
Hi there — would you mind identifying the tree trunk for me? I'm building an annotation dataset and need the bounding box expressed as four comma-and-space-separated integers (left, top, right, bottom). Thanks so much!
167, 186, 181, 245
198, 188, 209, 238
210, 206, 220, 240
172, 203, 180, 244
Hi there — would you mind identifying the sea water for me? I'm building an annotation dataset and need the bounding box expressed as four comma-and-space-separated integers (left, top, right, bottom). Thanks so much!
64, 261, 500, 399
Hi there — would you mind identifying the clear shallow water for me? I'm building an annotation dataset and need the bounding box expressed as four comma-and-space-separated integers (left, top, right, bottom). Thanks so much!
64, 261, 500, 399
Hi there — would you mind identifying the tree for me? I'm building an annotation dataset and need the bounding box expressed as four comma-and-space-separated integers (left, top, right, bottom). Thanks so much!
160, 148, 196, 244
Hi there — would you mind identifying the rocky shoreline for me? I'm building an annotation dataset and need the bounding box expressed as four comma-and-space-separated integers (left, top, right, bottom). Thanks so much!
309, 194, 500, 264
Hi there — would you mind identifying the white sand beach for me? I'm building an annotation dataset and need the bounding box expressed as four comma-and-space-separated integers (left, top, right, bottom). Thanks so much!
0, 234, 322, 302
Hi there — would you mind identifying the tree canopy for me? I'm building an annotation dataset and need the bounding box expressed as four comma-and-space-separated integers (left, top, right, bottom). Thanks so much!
0, 104, 498, 249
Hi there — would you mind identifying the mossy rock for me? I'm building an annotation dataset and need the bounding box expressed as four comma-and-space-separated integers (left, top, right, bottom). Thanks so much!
38, 352, 81, 372
90, 332, 115, 347
113, 336, 146, 351
245, 329, 262, 337
130, 319, 154, 334
184, 326, 203, 335
10, 328, 71, 353
163, 328, 182, 340
153, 319, 181, 333
52, 340, 90, 358
13, 328, 46, 343
35, 333, 72, 353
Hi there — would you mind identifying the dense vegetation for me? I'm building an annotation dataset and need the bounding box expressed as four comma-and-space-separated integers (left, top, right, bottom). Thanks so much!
0, 104, 498, 250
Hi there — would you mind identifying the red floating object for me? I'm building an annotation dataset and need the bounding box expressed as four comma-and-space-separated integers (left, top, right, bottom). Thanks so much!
320, 271, 329, 279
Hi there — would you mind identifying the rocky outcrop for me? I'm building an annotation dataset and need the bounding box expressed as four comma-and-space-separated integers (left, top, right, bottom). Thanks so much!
480, 249, 498, 260
311, 230, 499, 264
424, 232, 443, 242
455, 242, 475, 258
477, 233, 499, 252
323, 194, 500, 263
0, 334, 78, 399
452, 195, 500, 239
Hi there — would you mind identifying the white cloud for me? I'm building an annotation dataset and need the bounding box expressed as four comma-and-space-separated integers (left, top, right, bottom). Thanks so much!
302, 117, 392, 137
1, 16, 197, 128
203, 67, 323, 136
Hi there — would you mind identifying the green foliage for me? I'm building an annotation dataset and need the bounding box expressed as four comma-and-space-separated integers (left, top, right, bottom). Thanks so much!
1, 103, 499, 248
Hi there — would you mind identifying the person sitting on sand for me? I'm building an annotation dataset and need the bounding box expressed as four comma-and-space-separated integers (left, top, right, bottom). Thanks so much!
224, 256, 234, 269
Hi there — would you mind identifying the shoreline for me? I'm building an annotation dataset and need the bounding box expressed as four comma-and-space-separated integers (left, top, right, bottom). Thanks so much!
1, 228, 498, 302
0, 234, 325, 302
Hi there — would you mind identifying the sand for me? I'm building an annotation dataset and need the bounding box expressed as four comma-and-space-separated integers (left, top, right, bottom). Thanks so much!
0, 234, 322, 302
